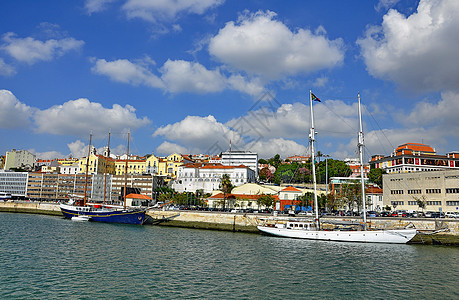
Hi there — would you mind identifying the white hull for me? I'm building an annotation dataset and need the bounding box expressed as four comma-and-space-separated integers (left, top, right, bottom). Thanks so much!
257, 225, 417, 244
71, 215, 91, 222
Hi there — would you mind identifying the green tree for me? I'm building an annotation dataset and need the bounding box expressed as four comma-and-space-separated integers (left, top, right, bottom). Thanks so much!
267, 154, 282, 169
368, 168, 386, 187
257, 194, 275, 209
316, 159, 351, 184
220, 174, 233, 210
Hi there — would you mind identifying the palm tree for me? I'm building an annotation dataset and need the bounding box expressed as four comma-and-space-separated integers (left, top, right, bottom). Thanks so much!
221, 174, 233, 210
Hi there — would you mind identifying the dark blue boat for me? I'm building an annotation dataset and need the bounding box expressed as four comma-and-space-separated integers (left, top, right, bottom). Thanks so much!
60, 203, 146, 225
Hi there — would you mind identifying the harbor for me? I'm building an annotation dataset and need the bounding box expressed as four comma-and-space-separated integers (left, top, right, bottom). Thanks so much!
1, 211, 458, 299
1, 201, 458, 246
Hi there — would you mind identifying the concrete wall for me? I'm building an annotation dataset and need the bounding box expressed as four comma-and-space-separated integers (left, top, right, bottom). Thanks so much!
1, 201, 457, 245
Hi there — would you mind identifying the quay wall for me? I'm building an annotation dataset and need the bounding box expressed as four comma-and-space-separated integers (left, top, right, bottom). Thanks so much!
1, 202, 457, 245
0, 201, 62, 216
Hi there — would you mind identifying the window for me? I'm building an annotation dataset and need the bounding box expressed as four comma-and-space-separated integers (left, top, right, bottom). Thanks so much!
407, 189, 421, 194
446, 201, 459, 206
391, 201, 404, 205
446, 188, 459, 193
391, 190, 404, 195
427, 201, 441, 206
426, 189, 441, 194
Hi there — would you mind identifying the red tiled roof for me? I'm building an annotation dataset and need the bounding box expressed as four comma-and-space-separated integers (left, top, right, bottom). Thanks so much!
281, 186, 301, 192
126, 193, 152, 200
395, 143, 435, 155
366, 186, 383, 194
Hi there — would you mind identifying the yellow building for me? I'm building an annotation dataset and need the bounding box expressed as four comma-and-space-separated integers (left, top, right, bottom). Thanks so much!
57, 158, 79, 166
115, 158, 146, 176
145, 153, 193, 179
79, 154, 115, 175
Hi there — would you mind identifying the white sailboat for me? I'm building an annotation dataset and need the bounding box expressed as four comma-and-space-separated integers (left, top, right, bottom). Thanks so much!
257, 92, 417, 244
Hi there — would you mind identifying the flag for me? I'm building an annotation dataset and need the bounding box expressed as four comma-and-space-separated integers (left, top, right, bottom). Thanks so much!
311, 93, 320, 102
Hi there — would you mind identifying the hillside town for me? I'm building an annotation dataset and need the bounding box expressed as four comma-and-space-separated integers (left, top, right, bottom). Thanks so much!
1, 142, 459, 216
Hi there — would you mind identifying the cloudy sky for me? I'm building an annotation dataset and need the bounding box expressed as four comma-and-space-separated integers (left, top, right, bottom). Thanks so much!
1, 0, 459, 161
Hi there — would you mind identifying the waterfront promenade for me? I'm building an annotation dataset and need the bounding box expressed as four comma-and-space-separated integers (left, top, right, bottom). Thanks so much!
1, 201, 458, 245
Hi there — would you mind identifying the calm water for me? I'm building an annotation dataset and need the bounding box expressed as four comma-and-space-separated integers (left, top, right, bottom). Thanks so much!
0, 213, 457, 299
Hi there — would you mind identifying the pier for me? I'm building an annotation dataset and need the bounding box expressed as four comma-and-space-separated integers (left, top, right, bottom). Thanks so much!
1, 201, 458, 245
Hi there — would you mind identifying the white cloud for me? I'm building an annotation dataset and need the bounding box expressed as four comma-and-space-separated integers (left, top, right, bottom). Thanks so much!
209, 10, 344, 80
29, 149, 66, 160
375, 0, 401, 12
1, 33, 84, 64
160, 59, 226, 93
312, 76, 328, 88
0, 58, 16, 76
122, 0, 224, 22
91, 58, 165, 88
227, 74, 264, 97
0, 90, 33, 128
246, 138, 308, 159
400, 91, 459, 133
357, 0, 459, 92
156, 141, 189, 155
33, 98, 151, 138
227, 100, 358, 142
92, 57, 265, 96
84, 0, 116, 14
68, 140, 88, 158
153, 115, 239, 154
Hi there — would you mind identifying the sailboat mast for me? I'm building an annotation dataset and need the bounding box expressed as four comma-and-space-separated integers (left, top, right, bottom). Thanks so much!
103, 130, 111, 205
124, 131, 130, 210
83, 132, 92, 206
358, 93, 367, 228
309, 90, 319, 228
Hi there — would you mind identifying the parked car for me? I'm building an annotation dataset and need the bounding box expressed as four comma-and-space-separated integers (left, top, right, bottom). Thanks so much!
446, 212, 458, 218
380, 211, 391, 217
424, 211, 434, 218
430, 212, 445, 218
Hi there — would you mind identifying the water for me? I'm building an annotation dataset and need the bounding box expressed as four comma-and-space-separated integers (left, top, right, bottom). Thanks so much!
0, 213, 457, 299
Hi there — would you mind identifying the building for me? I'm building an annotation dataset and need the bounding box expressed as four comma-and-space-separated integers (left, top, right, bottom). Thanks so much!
383, 169, 459, 213
173, 163, 256, 193
344, 158, 369, 178
206, 192, 279, 210
0, 170, 28, 198
115, 157, 146, 176
25, 172, 163, 203
221, 151, 258, 178
371, 143, 459, 174
145, 153, 193, 179
80, 154, 116, 175
286, 155, 310, 164
4, 149, 36, 170
27, 172, 92, 201
110, 174, 163, 203
366, 185, 383, 211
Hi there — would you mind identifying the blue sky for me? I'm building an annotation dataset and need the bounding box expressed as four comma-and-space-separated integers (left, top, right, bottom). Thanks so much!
1, 0, 458, 162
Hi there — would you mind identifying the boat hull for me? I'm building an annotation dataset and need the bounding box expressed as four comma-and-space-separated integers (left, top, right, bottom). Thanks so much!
60, 204, 145, 225
257, 225, 417, 244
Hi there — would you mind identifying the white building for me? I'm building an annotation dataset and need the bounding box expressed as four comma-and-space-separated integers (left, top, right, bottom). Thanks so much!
173, 163, 256, 193
221, 151, 258, 178
383, 169, 459, 213
60, 163, 80, 175
0, 170, 28, 197
4, 149, 36, 170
